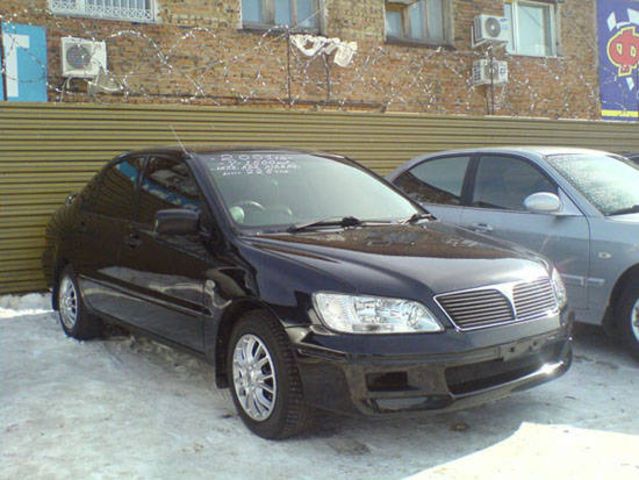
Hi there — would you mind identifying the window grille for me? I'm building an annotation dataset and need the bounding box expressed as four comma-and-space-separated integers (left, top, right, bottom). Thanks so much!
50, 0, 156, 23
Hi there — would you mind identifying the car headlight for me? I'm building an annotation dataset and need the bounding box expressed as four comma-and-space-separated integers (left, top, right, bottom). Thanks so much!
312, 293, 443, 334
551, 268, 567, 309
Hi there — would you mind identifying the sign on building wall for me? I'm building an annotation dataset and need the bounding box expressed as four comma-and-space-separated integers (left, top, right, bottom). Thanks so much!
1, 23, 48, 102
597, 0, 639, 121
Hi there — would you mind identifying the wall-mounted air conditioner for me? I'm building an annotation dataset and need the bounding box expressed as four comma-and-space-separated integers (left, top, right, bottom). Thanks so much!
472, 59, 509, 86
472, 15, 510, 47
61, 37, 107, 78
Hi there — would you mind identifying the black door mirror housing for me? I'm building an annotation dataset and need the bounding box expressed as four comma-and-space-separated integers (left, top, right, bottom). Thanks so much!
154, 209, 200, 235
65, 192, 78, 206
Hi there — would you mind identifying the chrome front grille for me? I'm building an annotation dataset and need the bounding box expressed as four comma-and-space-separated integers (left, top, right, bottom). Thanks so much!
436, 277, 558, 331
436, 289, 515, 330
513, 277, 558, 321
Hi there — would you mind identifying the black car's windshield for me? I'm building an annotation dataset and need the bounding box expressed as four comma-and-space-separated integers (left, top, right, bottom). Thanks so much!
200, 151, 420, 230
546, 153, 639, 216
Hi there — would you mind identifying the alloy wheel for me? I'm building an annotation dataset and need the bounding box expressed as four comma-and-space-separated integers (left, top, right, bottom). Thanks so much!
232, 334, 277, 421
631, 298, 639, 342
59, 275, 78, 330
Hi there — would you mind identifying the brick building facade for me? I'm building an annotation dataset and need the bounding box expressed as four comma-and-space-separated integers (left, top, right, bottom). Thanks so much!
1, 0, 600, 119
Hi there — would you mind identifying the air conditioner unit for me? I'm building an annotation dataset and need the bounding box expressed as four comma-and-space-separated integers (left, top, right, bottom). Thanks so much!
472, 59, 508, 86
472, 15, 510, 47
61, 37, 107, 78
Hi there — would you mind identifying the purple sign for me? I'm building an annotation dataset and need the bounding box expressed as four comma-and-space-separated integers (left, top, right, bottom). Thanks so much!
597, 0, 639, 121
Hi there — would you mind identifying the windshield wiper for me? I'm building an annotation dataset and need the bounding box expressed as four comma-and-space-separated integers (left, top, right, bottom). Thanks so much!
607, 205, 639, 216
287, 216, 363, 233
286, 216, 397, 233
401, 212, 435, 224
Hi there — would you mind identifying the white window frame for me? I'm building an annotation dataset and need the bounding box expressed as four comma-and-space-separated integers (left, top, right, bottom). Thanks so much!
240, 0, 323, 33
49, 0, 157, 24
505, 0, 559, 58
384, 0, 452, 46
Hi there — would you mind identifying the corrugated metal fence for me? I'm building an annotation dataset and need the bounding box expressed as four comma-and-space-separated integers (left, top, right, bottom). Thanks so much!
2, 102, 639, 294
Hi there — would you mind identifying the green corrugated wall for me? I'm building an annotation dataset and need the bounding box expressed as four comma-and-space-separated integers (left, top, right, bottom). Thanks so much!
2, 102, 639, 294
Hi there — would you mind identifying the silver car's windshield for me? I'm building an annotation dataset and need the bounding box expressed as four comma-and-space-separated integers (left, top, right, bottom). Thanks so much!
546, 153, 639, 216
200, 151, 420, 230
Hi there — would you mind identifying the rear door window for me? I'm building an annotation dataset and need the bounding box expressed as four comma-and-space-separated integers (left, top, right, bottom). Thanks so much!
91, 157, 145, 220
394, 156, 471, 205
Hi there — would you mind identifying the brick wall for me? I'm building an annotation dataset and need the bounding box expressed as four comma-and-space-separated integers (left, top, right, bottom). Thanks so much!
0, 0, 600, 119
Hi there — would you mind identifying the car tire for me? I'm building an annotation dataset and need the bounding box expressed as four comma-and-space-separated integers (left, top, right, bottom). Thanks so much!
56, 265, 102, 340
616, 279, 639, 359
227, 310, 313, 439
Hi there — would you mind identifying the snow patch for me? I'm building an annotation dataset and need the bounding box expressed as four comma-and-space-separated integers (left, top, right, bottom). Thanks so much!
108, 334, 207, 375
2, 297, 638, 479
408, 423, 639, 479
0, 293, 52, 319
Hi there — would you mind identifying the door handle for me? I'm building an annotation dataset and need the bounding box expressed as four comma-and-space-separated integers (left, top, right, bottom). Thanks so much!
125, 233, 142, 249
470, 222, 494, 233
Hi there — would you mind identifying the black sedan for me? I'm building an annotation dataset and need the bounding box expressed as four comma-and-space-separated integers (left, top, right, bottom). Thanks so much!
43, 148, 572, 439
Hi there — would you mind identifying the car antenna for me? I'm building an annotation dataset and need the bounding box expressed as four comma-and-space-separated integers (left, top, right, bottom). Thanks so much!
170, 124, 189, 156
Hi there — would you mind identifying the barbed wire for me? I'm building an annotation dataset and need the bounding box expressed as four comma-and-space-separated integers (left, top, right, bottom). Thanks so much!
0, 1, 630, 119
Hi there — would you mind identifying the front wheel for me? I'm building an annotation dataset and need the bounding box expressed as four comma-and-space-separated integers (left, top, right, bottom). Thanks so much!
227, 310, 312, 439
57, 265, 102, 340
617, 280, 639, 359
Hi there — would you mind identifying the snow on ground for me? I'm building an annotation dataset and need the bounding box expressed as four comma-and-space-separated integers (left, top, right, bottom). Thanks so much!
1, 294, 638, 480
0, 293, 52, 319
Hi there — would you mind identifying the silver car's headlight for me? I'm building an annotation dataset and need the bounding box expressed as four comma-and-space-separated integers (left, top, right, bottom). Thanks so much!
551, 268, 567, 309
312, 293, 443, 334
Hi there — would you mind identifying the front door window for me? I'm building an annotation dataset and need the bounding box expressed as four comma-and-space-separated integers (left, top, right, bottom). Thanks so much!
472, 155, 557, 211
137, 156, 203, 227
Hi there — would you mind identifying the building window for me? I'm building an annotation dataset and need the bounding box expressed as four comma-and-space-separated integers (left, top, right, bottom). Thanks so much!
49, 0, 156, 23
504, 0, 558, 57
385, 0, 448, 45
241, 0, 321, 32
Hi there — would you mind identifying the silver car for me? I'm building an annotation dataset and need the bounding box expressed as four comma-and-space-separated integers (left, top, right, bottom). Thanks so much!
388, 147, 639, 357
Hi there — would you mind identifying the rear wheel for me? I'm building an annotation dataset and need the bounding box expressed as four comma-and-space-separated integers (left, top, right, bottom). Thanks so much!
226, 310, 312, 439
57, 265, 102, 340
617, 279, 639, 359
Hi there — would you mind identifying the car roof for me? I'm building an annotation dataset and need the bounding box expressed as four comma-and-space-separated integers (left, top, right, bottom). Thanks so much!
415, 146, 610, 157
386, 146, 615, 179
119, 145, 346, 160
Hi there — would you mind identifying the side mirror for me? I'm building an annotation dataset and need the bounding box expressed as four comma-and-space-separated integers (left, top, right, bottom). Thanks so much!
154, 209, 200, 235
524, 192, 562, 214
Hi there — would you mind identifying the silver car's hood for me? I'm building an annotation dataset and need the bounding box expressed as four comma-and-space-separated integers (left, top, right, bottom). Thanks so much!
608, 213, 639, 224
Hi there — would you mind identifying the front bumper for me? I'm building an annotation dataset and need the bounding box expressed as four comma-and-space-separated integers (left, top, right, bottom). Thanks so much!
289, 310, 573, 416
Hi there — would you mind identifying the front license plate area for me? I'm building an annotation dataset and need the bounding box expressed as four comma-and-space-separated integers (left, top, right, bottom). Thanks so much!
501, 337, 545, 362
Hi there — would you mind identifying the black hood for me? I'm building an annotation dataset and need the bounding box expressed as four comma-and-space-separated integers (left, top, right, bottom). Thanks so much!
239, 221, 550, 300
